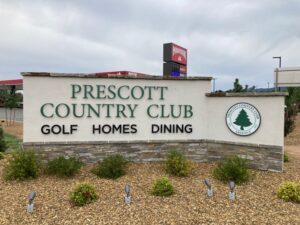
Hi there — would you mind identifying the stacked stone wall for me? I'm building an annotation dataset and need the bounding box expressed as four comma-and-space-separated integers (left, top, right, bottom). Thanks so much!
23, 140, 283, 172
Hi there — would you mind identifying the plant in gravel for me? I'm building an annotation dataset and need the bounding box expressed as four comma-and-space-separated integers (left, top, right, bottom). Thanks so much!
284, 152, 289, 162
4, 150, 40, 181
3, 133, 21, 151
46, 156, 83, 177
0, 127, 7, 152
213, 155, 250, 184
152, 176, 174, 196
70, 182, 98, 206
91, 154, 128, 179
165, 150, 192, 177
277, 181, 300, 203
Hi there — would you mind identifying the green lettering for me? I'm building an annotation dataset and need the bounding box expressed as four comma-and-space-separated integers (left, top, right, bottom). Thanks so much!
131, 86, 144, 100
118, 86, 130, 99
158, 86, 168, 100
127, 104, 138, 118
147, 104, 159, 118
72, 104, 85, 118
116, 104, 127, 118
107, 85, 116, 99
40, 103, 54, 118
144, 86, 156, 100
71, 84, 81, 99
87, 104, 101, 118
96, 85, 106, 99
55, 103, 70, 118
160, 105, 170, 118
170, 105, 182, 118
184, 105, 193, 118
102, 104, 115, 118
84, 85, 95, 99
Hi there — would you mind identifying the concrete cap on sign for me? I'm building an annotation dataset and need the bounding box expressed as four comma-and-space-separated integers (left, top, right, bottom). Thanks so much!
205, 92, 288, 97
21, 72, 212, 81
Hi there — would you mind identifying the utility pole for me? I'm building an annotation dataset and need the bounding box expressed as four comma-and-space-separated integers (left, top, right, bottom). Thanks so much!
273, 56, 282, 91
273, 56, 281, 68
212, 78, 217, 92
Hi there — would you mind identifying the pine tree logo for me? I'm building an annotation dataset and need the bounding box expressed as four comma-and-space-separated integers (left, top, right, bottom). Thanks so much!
226, 103, 261, 136
233, 109, 252, 130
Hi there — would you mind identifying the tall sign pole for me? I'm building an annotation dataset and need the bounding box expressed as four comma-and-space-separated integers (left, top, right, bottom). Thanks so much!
273, 56, 282, 91
163, 43, 187, 77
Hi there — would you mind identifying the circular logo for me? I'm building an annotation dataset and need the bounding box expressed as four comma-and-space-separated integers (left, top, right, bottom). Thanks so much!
226, 103, 261, 136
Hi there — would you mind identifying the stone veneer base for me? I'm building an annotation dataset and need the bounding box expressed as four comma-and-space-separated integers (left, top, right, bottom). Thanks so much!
23, 139, 283, 172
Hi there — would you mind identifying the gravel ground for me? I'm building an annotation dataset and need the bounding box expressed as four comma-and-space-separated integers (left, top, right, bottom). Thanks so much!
0, 116, 299, 224
285, 113, 300, 159
0, 158, 300, 225
1, 120, 23, 139
285, 113, 300, 146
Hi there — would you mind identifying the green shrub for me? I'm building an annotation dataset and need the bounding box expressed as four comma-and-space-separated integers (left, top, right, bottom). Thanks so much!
213, 155, 250, 184
3, 133, 21, 151
277, 181, 300, 203
152, 176, 174, 196
0, 127, 7, 152
0, 152, 4, 160
284, 152, 289, 162
165, 150, 192, 177
46, 156, 83, 177
284, 119, 294, 137
70, 182, 98, 206
4, 150, 40, 181
91, 154, 128, 179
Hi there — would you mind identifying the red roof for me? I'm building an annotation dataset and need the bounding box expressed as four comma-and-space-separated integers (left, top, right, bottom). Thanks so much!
0, 79, 23, 85
1, 72, 146, 85
95, 71, 146, 76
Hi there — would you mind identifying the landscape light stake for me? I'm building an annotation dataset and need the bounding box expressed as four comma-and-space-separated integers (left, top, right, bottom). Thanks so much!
124, 184, 131, 205
204, 178, 213, 197
27, 192, 36, 213
229, 181, 235, 201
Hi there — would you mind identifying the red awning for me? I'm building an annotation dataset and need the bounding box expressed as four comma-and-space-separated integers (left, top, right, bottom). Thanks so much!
0, 79, 23, 85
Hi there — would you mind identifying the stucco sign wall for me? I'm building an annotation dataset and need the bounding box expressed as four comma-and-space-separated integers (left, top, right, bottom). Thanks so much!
23, 73, 287, 147
23, 73, 288, 172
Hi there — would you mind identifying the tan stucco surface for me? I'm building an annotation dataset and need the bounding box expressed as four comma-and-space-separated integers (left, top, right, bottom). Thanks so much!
24, 75, 285, 146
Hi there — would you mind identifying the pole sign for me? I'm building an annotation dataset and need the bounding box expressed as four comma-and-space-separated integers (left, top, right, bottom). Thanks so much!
163, 43, 187, 65
163, 62, 187, 77
163, 43, 187, 77
275, 67, 300, 87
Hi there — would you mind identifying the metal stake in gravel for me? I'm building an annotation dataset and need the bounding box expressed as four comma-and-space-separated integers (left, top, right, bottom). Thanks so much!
27, 192, 36, 213
229, 181, 235, 201
204, 178, 213, 197
124, 184, 131, 205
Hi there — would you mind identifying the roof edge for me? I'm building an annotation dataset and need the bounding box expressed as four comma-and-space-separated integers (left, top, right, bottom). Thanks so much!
206, 92, 288, 97
21, 72, 212, 81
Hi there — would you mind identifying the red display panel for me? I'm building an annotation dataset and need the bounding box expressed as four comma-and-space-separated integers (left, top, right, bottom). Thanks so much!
171, 43, 187, 65
163, 43, 187, 65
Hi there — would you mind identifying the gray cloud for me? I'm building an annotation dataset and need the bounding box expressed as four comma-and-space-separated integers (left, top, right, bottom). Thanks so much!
0, 0, 299, 90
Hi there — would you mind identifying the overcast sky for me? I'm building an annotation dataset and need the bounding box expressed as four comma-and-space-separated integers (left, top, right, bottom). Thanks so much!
0, 0, 299, 90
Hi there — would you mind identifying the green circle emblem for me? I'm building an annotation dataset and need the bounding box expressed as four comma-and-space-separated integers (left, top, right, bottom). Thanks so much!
226, 103, 261, 136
